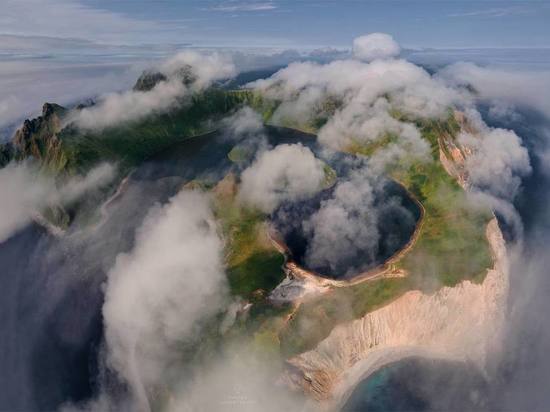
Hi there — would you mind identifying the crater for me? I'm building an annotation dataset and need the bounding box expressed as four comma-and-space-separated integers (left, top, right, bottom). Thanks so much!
271, 179, 422, 280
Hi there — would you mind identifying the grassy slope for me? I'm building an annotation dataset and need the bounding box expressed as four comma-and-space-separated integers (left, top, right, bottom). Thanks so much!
213, 181, 286, 302
59, 89, 252, 174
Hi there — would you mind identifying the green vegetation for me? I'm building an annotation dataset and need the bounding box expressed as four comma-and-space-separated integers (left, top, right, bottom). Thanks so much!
227, 145, 253, 164
59, 89, 252, 173
393, 160, 492, 288
228, 251, 285, 300
214, 189, 285, 302
208, 183, 293, 362
348, 133, 399, 157
322, 163, 337, 188
392, 117, 492, 288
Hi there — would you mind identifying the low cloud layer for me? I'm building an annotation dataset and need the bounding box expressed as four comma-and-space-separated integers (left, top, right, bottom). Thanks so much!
0, 162, 114, 243
238, 143, 326, 213
250, 34, 465, 152
222, 106, 264, 138
102, 189, 228, 410
169, 349, 304, 412
72, 51, 236, 130
440, 62, 550, 119
0, 59, 141, 138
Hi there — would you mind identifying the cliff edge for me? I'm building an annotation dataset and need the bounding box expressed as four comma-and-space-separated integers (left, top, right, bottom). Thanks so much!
285, 217, 508, 408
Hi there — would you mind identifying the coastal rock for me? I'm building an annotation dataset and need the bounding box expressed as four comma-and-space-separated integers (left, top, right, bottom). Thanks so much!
285, 218, 508, 408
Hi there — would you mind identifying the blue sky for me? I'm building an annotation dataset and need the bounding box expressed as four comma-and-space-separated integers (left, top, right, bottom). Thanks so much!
2, 0, 550, 49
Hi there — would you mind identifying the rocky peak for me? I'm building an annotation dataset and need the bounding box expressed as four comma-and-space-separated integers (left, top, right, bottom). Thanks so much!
173, 64, 197, 86
12, 102, 66, 161
133, 71, 168, 92
133, 65, 197, 92
42, 102, 65, 118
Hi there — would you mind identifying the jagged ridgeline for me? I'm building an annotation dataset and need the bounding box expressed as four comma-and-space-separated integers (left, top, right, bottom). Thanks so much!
0, 71, 278, 175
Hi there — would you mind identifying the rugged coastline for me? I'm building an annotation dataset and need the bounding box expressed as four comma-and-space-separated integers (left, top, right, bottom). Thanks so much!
285, 217, 509, 409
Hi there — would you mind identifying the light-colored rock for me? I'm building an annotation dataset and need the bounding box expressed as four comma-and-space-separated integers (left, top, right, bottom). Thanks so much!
286, 218, 508, 409
269, 263, 332, 304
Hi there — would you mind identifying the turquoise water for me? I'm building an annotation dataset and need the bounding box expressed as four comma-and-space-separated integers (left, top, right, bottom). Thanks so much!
342, 357, 489, 412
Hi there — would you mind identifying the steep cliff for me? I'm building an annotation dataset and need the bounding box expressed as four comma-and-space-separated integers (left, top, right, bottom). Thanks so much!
285, 216, 508, 408
1, 103, 68, 170
279, 110, 509, 408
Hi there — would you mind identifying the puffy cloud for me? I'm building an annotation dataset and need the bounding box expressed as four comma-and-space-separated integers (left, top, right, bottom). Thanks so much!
72, 51, 236, 130
222, 106, 264, 138
318, 96, 430, 163
250, 57, 464, 152
458, 127, 531, 200
0, 162, 114, 243
102, 190, 228, 409
72, 79, 186, 130
159, 51, 236, 89
302, 169, 379, 276
352, 33, 401, 62
238, 144, 326, 213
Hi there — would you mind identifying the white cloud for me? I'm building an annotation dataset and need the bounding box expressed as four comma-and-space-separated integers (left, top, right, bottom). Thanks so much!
250, 57, 460, 153
222, 106, 264, 137
459, 127, 531, 200
102, 190, 228, 409
0, 59, 141, 137
72, 79, 186, 130
169, 349, 303, 412
209, 2, 277, 12
159, 51, 237, 89
439, 62, 550, 119
448, 6, 530, 18
71, 51, 236, 130
0, 162, 114, 243
352, 33, 401, 62
238, 144, 326, 213
302, 169, 380, 276
318, 96, 430, 163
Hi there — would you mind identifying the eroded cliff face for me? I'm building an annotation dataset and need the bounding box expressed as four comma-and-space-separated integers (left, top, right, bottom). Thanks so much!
285, 218, 508, 407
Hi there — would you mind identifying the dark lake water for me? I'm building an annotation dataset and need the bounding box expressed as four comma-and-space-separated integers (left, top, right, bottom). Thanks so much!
342, 357, 489, 412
